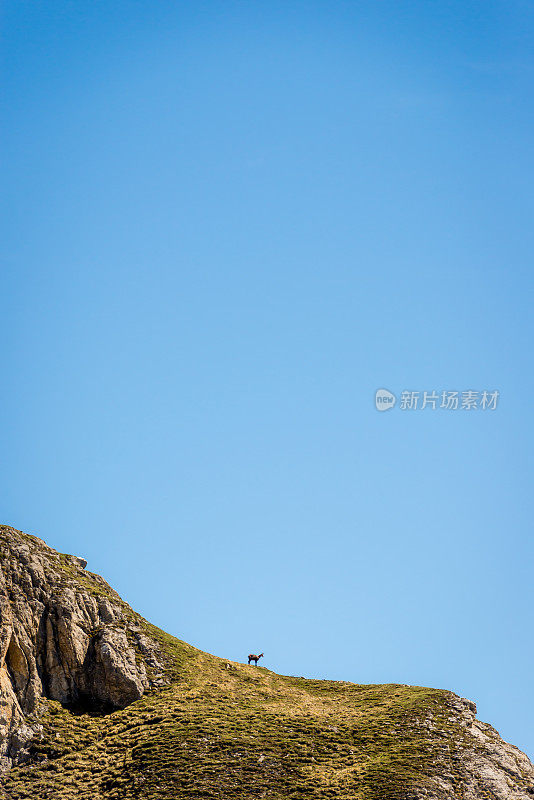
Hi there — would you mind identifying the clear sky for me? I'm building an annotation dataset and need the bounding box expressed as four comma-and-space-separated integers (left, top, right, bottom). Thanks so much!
2, 0, 533, 759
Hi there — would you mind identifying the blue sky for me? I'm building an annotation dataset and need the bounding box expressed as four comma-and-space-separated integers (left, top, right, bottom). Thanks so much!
2, 0, 533, 759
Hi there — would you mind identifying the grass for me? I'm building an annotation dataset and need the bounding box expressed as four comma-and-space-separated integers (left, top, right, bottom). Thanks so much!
1, 631, 478, 800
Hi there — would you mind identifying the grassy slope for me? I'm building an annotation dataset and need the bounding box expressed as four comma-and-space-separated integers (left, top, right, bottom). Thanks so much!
2, 626, 472, 800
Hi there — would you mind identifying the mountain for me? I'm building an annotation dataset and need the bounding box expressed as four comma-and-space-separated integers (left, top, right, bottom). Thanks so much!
0, 524, 532, 800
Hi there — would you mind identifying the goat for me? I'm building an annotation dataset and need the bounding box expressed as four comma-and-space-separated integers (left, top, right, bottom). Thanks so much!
248, 652, 264, 666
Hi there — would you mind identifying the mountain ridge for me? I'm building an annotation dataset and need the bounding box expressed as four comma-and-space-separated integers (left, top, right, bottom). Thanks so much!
0, 524, 532, 799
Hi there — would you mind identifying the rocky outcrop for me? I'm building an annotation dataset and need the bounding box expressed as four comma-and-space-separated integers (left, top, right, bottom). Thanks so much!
0, 525, 165, 771
422, 695, 534, 799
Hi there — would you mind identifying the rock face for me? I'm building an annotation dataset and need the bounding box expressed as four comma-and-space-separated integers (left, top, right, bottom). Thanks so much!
425, 695, 534, 800
0, 525, 165, 771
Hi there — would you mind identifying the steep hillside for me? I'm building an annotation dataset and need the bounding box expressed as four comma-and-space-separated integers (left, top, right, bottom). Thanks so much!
0, 525, 532, 800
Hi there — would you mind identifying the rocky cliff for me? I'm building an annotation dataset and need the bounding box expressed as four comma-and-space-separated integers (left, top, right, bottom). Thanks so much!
0, 525, 166, 771
0, 524, 532, 800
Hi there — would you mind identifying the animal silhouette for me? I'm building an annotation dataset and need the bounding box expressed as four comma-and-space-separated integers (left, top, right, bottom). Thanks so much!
248, 652, 264, 665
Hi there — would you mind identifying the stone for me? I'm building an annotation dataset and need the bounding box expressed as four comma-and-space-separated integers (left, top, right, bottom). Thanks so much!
0, 525, 165, 770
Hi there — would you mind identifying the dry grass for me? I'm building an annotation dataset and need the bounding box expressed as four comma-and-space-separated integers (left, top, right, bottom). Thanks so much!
1, 629, 473, 800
